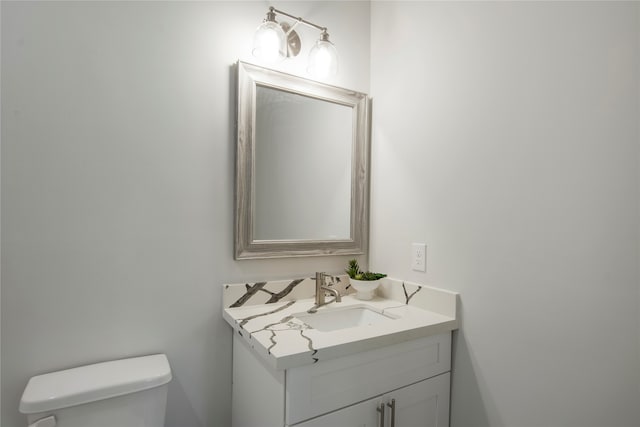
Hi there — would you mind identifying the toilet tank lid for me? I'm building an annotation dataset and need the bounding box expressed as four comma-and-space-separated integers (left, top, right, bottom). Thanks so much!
19, 354, 172, 414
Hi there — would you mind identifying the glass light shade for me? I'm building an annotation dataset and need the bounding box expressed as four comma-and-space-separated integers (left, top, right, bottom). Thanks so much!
252, 21, 286, 63
307, 39, 338, 79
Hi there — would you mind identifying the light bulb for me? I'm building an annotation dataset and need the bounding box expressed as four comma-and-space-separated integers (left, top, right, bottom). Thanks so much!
308, 36, 338, 79
253, 21, 286, 63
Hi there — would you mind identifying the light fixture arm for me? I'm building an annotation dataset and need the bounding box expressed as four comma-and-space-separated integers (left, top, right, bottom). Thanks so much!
268, 6, 328, 35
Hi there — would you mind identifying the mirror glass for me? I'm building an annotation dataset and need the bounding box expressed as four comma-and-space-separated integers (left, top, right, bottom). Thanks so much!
254, 86, 352, 240
235, 61, 370, 259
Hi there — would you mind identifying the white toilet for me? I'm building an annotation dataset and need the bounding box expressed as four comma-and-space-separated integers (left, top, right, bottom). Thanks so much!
19, 354, 172, 427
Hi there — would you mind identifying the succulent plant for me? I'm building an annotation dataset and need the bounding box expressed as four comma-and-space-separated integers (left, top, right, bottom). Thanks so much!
346, 259, 360, 279
345, 259, 387, 281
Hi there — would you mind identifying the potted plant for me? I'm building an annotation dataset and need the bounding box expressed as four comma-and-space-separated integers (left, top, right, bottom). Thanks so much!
345, 259, 387, 300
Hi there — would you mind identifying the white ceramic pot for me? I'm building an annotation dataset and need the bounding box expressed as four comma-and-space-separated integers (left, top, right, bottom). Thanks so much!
349, 279, 381, 300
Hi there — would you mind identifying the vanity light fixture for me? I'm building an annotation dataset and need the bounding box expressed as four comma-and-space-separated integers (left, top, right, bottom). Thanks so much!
252, 6, 338, 78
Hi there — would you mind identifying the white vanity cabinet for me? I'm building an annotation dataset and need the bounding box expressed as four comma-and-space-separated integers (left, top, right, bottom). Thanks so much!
232, 332, 452, 427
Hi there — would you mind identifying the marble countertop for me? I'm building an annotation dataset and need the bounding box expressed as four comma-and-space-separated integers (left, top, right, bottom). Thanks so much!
223, 277, 460, 370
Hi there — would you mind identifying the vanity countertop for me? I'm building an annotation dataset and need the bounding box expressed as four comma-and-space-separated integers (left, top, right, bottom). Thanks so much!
223, 277, 459, 370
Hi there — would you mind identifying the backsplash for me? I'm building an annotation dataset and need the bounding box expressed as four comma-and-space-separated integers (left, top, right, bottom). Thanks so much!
223, 276, 458, 319
223, 274, 353, 308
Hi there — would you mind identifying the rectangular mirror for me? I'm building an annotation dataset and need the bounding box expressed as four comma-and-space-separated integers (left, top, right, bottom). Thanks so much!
235, 61, 371, 259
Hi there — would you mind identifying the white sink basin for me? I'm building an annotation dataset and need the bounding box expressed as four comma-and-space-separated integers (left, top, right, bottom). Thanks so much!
294, 305, 397, 332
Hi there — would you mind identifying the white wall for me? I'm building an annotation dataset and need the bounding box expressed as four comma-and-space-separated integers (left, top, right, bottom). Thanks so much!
0, 2, 369, 426
370, 2, 640, 426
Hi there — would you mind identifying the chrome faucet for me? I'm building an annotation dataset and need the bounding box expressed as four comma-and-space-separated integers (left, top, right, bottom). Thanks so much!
308, 272, 342, 313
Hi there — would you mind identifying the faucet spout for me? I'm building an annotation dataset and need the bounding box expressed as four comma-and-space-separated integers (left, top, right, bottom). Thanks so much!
308, 272, 342, 313
322, 286, 342, 303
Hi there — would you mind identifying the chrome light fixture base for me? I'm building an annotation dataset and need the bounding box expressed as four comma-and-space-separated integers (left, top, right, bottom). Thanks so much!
280, 22, 301, 58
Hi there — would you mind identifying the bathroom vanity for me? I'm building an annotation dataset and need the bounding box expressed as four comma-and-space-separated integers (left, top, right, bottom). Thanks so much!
230, 62, 459, 426
223, 276, 459, 427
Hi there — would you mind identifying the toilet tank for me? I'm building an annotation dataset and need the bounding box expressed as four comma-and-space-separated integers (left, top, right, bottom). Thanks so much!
20, 354, 172, 427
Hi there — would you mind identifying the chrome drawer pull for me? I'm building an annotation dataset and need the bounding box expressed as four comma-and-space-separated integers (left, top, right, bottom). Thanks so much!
387, 399, 396, 427
377, 402, 385, 427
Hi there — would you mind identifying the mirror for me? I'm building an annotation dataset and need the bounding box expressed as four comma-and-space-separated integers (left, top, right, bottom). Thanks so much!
235, 61, 370, 259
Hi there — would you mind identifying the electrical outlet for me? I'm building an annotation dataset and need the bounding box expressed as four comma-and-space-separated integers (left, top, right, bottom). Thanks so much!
412, 243, 426, 272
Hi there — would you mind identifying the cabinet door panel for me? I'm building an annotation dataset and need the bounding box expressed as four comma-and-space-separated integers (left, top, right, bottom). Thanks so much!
392, 373, 450, 427
292, 397, 382, 427
293, 373, 451, 427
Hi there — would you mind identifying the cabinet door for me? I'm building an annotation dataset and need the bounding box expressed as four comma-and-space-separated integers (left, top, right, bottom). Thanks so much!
292, 396, 383, 427
287, 333, 451, 425
292, 373, 450, 427
391, 373, 450, 427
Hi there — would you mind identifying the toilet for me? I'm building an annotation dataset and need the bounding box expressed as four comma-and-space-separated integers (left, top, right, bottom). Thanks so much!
19, 354, 172, 427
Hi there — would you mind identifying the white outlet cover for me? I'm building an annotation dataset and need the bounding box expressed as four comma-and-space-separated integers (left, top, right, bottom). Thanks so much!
411, 243, 426, 272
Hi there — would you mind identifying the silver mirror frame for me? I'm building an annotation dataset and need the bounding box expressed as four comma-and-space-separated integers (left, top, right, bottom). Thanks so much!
235, 61, 371, 259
